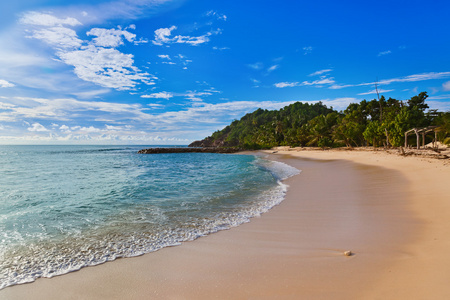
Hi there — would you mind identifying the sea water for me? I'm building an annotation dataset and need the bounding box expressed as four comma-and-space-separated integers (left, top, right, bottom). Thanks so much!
0, 145, 299, 289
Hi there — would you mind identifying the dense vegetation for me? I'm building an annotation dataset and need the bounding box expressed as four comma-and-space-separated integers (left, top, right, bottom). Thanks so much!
192, 92, 450, 149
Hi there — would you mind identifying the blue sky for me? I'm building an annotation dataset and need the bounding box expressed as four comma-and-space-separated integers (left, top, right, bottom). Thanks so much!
0, 0, 449, 144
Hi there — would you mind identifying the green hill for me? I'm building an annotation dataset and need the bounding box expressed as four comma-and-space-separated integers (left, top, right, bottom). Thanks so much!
189, 92, 449, 149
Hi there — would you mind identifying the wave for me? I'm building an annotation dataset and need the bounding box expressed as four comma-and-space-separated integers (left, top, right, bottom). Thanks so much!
0, 153, 301, 290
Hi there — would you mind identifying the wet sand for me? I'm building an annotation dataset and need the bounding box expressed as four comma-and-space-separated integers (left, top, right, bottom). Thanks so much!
1, 149, 449, 299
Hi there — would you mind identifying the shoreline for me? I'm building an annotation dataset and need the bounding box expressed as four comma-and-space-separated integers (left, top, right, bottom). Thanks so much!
1, 150, 449, 299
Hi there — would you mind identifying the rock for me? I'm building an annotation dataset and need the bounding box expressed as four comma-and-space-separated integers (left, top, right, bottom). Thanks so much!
137, 147, 242, 154
344, 250, 352, 256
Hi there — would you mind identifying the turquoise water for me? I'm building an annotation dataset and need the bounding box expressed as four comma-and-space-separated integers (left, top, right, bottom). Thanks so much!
0, 146, 299, 289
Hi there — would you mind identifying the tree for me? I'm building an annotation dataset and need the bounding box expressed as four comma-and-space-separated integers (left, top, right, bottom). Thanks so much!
363, 120, 384, 147
407, 92, 429, 112
193, 92, 439, 150
306, 112, 339, 148
435, 112, 450, 145
332, 116, 365, 147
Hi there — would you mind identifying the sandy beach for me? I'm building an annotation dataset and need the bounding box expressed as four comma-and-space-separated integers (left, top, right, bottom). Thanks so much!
1, 149, 449, 299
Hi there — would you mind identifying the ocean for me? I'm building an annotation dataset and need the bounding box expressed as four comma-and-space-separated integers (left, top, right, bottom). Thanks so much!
0, 145, 299, 289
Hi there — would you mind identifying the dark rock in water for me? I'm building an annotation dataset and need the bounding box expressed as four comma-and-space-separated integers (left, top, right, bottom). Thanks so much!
137, 147, 241, 154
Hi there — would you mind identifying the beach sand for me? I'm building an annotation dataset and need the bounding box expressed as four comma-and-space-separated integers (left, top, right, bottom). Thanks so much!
1, 149, 449, 299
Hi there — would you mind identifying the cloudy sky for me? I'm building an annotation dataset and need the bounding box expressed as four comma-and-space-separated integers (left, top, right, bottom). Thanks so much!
0, 0, 449, 144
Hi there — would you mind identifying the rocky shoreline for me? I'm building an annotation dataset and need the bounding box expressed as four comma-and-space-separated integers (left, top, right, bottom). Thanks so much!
137, 147, 242, 154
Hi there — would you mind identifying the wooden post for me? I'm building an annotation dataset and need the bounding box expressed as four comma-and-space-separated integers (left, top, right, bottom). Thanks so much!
415, 129, 419, 149
422, 132, 425, 148
405, 132, 408, 148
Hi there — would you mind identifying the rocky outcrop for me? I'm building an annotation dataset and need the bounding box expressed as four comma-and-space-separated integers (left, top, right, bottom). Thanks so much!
188, 138, 214, 148
137, 147, 241, 154
188, 137, 232, 148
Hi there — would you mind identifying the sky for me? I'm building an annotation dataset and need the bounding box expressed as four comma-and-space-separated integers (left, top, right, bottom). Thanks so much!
0, 0, 449, 145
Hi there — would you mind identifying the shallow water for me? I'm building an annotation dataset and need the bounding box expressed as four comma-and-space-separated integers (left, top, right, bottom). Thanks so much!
0, 145, 299, 289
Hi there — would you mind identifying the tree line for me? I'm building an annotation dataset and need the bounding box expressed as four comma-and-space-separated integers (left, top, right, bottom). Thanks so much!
201, 92, 450, 149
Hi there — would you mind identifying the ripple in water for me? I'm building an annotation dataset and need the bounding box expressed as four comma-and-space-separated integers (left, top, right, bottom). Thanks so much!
0, 146, 300, 289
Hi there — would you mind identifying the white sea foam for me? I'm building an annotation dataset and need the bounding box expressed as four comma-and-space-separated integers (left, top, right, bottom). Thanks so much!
253, 156, 301, 180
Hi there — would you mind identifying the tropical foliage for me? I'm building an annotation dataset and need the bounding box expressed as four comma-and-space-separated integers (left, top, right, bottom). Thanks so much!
197, 92, 449, 149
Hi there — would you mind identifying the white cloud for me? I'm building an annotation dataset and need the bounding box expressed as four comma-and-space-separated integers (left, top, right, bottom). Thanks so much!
251, 78, 260, 88
274, 82, 300, 88
86, 27, 136, 48
147, 103, 165, 109
303, 46, 313, 55
425, 100, 450, 111
20, 12, 82, 27
212, 46, 230, 50
59, 124, 72, 133
0, 95, 363, 144
174, 33, 211, 46
309, 69, 332, 76
378, 50, 392, 57
357, 89, 395, 95
58, 45, 154, 90
442, 81, 450, 91
0, 80, 15, 88
105, 124, 132, 131
206, 10, 227, 21
140, 89, 218, 102
152, 26, 218, 46
247, 62, 263, 70
158, 54, 171, 60
273, 57, 283, 62
376, 72, 450, 85
78, 126, 102, 133
267, 65, 279, 73
152, 26, 177, 45
330, 72, 450, 89
0, 133, 190, 145
329, 84, 357, 89
72, 89, 111, 99
28, 122, 49, 132
141, 92, 173, 100
150, 100, 298, 126
427, 94, 450, 100
301, 77, 335, 86
274, 77, 335, 88
0, 48, 48, 69
28, 26, 83, 49
21, 12, 154, 90
184, 91, 213, 101
0, 96, 151, 123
